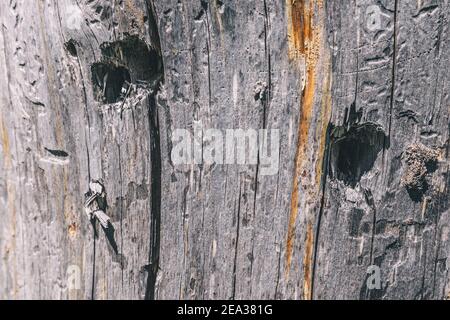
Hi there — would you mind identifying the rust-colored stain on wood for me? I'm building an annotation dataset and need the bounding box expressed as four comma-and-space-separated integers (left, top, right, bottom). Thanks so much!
285, 0, 331, 299
285, 0, 323, 275
0, 116, 11, 169
303, 222, 314, 299
68, 222, 78, 238
286, 0, 312, 59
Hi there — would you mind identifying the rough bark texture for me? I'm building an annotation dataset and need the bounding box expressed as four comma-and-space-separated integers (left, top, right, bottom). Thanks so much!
0, 0, 449, 300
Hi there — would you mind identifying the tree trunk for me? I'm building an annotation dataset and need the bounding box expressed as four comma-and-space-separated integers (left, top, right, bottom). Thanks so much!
0, 0, 448, 300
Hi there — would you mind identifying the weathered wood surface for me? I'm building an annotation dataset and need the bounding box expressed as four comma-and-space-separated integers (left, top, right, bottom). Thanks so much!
0, 0, 449, 300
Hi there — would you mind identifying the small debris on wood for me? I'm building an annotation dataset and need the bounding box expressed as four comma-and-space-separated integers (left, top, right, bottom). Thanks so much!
401, 143, 440, 201
254, 80, 268, 101
84, 180, 111, 229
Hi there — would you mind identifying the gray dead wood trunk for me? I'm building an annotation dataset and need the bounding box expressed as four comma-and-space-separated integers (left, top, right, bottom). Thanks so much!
0, 0, 449, 300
